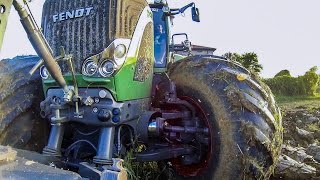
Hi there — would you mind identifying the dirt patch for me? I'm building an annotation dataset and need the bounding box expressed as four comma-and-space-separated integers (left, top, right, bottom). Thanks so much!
272, 105, 320, 179
282, 107, 320, 147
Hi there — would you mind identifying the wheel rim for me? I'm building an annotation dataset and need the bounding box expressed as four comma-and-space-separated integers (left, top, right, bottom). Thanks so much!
170, 96, 213, 177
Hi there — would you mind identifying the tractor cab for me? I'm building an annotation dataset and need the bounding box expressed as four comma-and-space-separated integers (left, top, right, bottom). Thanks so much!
149, 0, 201, 70
151, 6, 168, 68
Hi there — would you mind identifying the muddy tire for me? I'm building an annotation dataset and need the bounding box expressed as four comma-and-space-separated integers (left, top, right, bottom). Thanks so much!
0, 56, 48, 151
168, 56, 283, 179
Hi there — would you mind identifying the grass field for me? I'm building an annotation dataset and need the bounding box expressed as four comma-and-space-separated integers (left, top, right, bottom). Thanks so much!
276, 94, 320, 110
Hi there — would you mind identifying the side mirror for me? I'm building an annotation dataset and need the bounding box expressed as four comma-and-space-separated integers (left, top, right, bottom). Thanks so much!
192, 6, 200, 22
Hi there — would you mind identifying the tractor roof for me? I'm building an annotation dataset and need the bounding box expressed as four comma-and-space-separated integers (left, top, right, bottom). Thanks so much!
147, 0, 167, 5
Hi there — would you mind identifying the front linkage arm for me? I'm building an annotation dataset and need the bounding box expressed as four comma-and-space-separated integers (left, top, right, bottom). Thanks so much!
0, 0, 71, 96
12, 0, 70, 94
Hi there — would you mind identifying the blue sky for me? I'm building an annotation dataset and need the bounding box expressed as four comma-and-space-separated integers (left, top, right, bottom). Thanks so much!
1, 0, 319, 77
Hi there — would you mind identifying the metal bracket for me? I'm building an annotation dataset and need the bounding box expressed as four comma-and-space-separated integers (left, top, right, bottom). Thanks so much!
136, 145, 194, 162
101, 159, 127, 180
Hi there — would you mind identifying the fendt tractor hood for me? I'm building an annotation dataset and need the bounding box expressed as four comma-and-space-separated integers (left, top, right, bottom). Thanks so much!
41, 0, 147, 73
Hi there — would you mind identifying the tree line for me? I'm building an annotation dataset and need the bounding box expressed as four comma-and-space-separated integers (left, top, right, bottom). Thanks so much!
223, 52, 320, 96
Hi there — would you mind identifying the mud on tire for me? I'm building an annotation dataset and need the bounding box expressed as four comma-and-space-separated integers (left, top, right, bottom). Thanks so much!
0, 56, 48, 151
168, 56, 283, 179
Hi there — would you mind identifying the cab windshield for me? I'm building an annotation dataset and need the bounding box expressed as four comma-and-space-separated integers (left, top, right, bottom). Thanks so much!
152, 8, 168, 68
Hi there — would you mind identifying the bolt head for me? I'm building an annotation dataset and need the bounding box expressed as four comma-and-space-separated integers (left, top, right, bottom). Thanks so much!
93, 107, 98, 113
99, 90, 107, 98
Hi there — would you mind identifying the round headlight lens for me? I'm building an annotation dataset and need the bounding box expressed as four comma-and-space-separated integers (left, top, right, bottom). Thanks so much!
40, 66, 49, 79
99, 60, 115, 77
114, 44, 126, 59
82, 60, 98, 76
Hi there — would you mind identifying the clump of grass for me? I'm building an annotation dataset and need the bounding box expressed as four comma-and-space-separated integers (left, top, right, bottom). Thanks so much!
306, 123, 320, 132
122, 145, 173, 180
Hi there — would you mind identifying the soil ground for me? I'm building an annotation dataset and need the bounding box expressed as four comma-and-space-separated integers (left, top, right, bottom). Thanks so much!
272, 95, 320, 179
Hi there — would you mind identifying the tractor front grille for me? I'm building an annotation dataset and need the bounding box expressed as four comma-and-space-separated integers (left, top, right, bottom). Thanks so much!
41, 0, 147, 73
41, 0, 115, 73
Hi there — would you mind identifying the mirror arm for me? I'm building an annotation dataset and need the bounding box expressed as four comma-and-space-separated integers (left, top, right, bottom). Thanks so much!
169, 2, 195, 16
179, 3, 195, 14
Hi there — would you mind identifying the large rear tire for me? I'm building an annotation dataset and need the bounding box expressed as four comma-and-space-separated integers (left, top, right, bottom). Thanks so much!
168, 56, 283, 179
0, 56, 48, 151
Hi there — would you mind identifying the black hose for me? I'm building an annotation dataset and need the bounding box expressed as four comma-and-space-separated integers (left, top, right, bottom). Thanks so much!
65, 139, 97, 158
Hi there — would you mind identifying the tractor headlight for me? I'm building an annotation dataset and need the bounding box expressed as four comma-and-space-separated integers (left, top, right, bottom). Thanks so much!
40, 66, 50, 79
82, 39, 130, 77
99, 60, 115, 77
114, 44, 126, 59
82, 60, 98, 76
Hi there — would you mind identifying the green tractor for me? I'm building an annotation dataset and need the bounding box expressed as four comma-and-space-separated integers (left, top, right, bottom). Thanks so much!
0, 0, 283, 179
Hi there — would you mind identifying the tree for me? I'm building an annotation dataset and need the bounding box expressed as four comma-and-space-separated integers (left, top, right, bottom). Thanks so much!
274, 69, 291, 77
223, 52, 263, 74
264, 66, 319, 96
241, 52, 263, 73
223, 52, 241, 62
303, 66, 319, 95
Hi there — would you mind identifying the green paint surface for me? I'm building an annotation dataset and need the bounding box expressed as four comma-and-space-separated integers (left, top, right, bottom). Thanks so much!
43, 58, 153, 101
173, 54, 186, 62
114, 57, 153, 101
